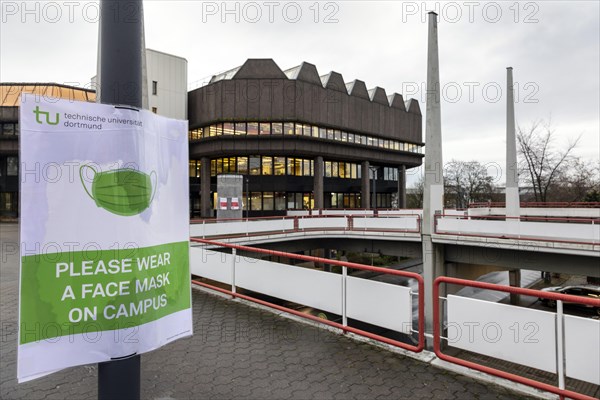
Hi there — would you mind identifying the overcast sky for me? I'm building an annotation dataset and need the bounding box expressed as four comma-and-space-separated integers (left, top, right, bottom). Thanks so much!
2, 1, 598, 185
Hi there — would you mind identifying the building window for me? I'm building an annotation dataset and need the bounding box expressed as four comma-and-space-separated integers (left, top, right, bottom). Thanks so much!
234, 122, 246, 135
247, 122, 258, 135
237, 157, 248, 175
6, 157, 18, 176
151, 107, 157, 114
284, 122, 294, 135
274, 157, 285, 175
250, 192, 262, 211
223, 122, 235, 135
263, 192, 274, 211
272, 123, 283, 135
249, 156, 261, 175
262, 156, 273, 175
152, 81, 158, 95
275, 192, 286, 210
259, 122, 271, 135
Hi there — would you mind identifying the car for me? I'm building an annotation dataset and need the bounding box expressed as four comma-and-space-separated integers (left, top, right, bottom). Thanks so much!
539, 285, 600, 315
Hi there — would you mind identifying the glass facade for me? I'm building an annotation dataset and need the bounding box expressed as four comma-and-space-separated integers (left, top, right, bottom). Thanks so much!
189, 121, 424, 154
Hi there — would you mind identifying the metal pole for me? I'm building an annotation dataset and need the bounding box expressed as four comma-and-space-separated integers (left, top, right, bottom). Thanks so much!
98, 1, 144, 399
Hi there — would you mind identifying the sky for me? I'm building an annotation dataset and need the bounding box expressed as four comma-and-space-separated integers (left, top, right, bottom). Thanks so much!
1, 0, 599, 186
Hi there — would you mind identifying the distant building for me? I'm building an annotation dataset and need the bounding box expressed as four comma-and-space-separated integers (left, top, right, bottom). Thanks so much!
188, 59, 423, 217
0, 83, 96, 217
1, 56, 424, 219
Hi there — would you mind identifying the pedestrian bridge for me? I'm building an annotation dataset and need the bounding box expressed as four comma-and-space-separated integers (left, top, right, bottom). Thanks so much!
190, 210, 600, 258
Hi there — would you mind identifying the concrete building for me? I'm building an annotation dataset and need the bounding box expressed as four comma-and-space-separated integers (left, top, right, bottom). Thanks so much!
188, 59, 423, 217
93, 48, 188, 120
0, 84, 97, 218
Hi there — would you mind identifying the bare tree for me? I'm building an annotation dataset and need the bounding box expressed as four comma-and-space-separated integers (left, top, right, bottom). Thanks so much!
406, 175, 424, 209
517, 120, 581, 202
444, 160, 495, 209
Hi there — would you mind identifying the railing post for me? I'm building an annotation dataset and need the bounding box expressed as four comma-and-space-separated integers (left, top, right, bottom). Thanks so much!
231, 248, 237, 295
556, 300, 566, 393
342, 266, 347, 332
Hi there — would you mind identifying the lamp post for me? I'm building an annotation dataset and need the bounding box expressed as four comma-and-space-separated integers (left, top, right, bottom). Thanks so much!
97, 0, 143, 399
369, 166, 378, 209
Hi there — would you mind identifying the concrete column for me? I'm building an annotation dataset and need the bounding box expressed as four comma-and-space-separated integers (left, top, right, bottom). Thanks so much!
422, 12, 446, 342
314, 156, 324, 210
398, 165, 407, 209
509, 269, 521, 305
506, 67, 520, 218
361, 161, 370, 209
200, 157, 211, 218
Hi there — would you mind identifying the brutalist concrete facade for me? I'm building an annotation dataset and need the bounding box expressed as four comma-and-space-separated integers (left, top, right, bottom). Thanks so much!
188, 59, 424, 217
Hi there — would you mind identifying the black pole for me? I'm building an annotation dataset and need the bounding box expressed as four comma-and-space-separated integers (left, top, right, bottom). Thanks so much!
98, 1, 143, 399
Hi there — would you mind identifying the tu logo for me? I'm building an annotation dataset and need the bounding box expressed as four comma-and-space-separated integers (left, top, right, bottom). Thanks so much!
33, 106, 59, 125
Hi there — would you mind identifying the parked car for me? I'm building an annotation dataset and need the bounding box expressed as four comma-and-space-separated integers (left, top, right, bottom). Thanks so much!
539, 285, 600, 315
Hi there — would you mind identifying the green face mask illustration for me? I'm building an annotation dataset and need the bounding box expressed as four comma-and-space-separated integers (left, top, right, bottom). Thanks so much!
80, 165, 157, 216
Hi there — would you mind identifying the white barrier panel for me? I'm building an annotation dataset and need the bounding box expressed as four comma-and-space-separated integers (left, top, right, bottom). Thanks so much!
190, 246, 232, 284
447, 295, 557, 373
352, 217, 418, 231
378, 210, 422, 216
298, 217, 347, 230
564, 315, 600, 385
236, 257, 343, 315
287, 211, 309, 216
437, 218, 600, 243
190, 219, 294, 238
346, 277, 412, 333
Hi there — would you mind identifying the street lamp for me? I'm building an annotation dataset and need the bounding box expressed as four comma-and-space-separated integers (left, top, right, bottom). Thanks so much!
369, 166, 378, 209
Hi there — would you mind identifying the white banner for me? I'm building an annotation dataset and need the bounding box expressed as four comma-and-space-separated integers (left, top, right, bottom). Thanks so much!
18, 95, 192, 382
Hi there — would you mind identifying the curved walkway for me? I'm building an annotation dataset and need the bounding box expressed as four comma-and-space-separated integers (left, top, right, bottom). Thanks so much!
1, 224, 529, 399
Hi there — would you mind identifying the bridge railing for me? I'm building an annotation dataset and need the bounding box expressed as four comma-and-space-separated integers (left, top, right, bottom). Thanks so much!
190, 213, 421, 239
190, 237, 425, 353
469, 201, 600, 208
434, 276, 600, 400
434, 214, 600, 246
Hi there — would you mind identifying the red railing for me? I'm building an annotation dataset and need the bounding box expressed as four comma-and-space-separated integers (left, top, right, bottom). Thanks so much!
433, 276, 600, 400
190, 213, 422, 240
469, 202, 600, 209
190, 237, 425, 353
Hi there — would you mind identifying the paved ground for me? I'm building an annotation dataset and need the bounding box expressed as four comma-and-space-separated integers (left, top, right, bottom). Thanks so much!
1, 223, 529, 399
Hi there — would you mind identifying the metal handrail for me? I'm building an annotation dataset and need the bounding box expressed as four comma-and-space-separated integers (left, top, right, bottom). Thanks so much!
191, 237, 425, 353
433, 276, 600, 400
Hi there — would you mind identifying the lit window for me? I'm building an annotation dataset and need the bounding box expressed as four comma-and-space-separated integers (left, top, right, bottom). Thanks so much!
341, 131, 347, 142
259, 122, 270, 135
303, 125, 311, 136
327, 129, 334, 140
325, 161, 332, 177
237, 157, 248, 175
294, 159, 302, 176
348, 133, 354, 143
234, 122, 246, 135
262, 156, 273, 175
303, 159, 311, 176
295, 123, 303, 135
223, 122, 235, 135
312, 126, 319, 138
272, 123, 283, 135
287, 158, 295, 175
247, 122, 258, 135
274, 157, 286, 175
333, 130, 341, 141
250, 192, 262, 211
319, 127, 327, 139
284, 122, 295, 135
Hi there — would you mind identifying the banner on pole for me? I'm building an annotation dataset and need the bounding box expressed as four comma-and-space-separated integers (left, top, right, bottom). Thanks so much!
18, 95, 192, 382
